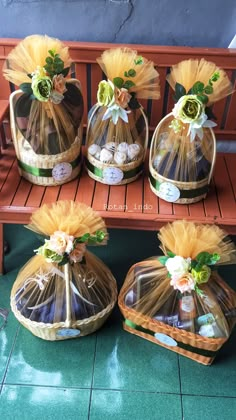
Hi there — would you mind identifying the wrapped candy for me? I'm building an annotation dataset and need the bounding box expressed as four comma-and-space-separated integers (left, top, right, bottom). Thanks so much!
149, 59, 233, 203
11, 201, 117, 341
118, 221, 236, 365
86, 47, 160, 185
3, 35, 84, 186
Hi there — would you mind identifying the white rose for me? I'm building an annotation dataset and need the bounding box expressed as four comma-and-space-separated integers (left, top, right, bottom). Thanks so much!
165, 256, 191, 279
49, 231, 74, 256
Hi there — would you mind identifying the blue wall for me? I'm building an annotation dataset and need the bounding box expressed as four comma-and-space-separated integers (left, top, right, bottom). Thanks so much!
0, 0, 235, 47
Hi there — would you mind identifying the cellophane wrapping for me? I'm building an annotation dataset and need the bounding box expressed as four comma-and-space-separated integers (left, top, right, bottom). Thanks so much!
10, 201, 117, 339
119, 221, 236, 361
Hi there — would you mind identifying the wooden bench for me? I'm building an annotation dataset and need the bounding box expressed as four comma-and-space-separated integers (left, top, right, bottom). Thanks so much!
0, 39, 236, 274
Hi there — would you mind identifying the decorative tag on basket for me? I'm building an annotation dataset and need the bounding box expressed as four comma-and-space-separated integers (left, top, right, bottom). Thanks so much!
10, 201, 117, 341
3, 35, 84, 186
86, 47, 160, 185
118, 220, 236, 365
149, 59, 233, 203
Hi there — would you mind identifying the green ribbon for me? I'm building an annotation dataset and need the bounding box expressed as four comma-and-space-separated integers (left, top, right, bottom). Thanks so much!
125, 319, 217, 358
85, 158, 144, 181
17, 154, 81, 177
149, 172, 209, 199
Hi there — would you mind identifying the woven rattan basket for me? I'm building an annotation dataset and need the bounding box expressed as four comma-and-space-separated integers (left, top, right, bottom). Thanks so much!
118, 285, 227, 366
10, 83, 83, 186
85, 105, 148, 185
11, 262, 117, 341
149, 113, 216, 204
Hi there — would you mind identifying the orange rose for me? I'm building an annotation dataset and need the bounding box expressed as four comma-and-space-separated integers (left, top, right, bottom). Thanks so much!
170, 273, 195, 293
115, 87, 132, 108
69, 243, 86, 263
52, 74, 67, 94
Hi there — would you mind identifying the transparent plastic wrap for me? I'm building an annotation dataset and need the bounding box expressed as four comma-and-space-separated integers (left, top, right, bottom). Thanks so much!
3, 35, 84, 185
149, 59, 233, 204
86, 47, 160, 185
10, 201, 117, 341
119, 221, 236, 365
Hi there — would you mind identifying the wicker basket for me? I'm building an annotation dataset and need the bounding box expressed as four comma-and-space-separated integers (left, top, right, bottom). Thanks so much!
85, 104, 148, 185
11, 262, 117, 341
149, 113, 216, 204
10, 81, 83, 186
118, 284, 229, 365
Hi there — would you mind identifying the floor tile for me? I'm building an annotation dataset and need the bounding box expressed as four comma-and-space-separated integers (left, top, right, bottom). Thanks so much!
5, 326, 96, 388
182, 395, 236, 420
179, 328, 236, 397
90, 389, 182, 420
93, 319, 180, 393
0, 385, 90, 420
0, 272, 19, 383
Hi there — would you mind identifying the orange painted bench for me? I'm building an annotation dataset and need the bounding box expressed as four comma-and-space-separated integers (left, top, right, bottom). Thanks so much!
0, 39, 236, 274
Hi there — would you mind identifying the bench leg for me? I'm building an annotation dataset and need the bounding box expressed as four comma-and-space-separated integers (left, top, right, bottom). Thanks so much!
0, 223, 4, 275
0, 123, 7, 149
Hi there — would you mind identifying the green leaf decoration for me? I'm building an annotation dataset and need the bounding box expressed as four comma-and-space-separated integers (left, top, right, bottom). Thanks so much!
167, 251, 176, 258
19, 83, 33, 95
158, 256, 169, 265
175, 82, 186, 101
195, 252, 220, 266
125, 68, 136, 77
77, 233, 90, 243
211, 71, 220, 82
123, 80, 135, 89
195, 285, 205, 297
45, 56, 53, 65
134, 56, 143, 65
113, 77, 124, 88
61, 67, 70, 77
48, 49, 56, 57
191, 81, 204, 94
197, 94, 209, 104
204, 85, 213, 94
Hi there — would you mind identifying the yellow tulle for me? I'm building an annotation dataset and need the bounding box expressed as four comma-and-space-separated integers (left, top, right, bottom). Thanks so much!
3, 34, 71, 86
26, 201, 107, 240
158, 220, 236, 264
97, 47, 160, 100
166, 59, 233, 105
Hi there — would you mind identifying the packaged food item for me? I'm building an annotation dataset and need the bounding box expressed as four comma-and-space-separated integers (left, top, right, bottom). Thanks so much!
11, 201, 117, 340
119, 220, 236, 365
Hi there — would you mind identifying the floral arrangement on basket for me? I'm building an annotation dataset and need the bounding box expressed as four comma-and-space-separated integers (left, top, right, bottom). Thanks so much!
118, 220, 236, 365
86, 47, 160, 185
3, 35, 84, 186
149, 59, 233, 204
10, 201, 117, 341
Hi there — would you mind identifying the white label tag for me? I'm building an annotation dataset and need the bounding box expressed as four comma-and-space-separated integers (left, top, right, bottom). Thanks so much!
56, 328, 81, 338
103, 167, 124, 184
158, 182, 180, 202
52, 162, 72, 181
154, 332, 177, 347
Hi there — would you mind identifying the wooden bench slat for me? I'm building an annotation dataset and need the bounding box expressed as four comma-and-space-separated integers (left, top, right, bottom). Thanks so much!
11, 178, 32, 206
213, 154, 236, 218
26, 185, 46, 207
58, 178, 78, 201
75, 170, 95, 205
225, 154, 236, 200
108, 184, 125, 213
0, 159, 21, 205
126, 179, 143, 213
0, 147, 15, 190
92, 181, 109, 211
203, 181, 221, 219
41, 186, 60, 205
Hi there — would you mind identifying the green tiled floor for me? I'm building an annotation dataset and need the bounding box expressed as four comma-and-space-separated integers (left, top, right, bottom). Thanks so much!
1, 224, 236, 420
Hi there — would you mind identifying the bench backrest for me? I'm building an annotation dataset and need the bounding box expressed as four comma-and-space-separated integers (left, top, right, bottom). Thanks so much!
0, 38, 236, 141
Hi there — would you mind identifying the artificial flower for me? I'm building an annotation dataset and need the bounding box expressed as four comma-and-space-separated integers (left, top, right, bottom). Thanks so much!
35, 241, 64, 263
172, 95, 204, 124
165, 255, 191, 279
102, 104, 130, 124
69, 243, 86, 263
115, 87, 131, 108
49, 231, 74, 255
52, 73, 67, 94
32, 75, 52, 102
97, 80, 115, 107
170, 272, 195, 293
187, 113, 217, 142
191, 265, 211, 284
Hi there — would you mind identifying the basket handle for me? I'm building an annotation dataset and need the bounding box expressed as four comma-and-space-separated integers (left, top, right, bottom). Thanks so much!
64, 263, 72, 328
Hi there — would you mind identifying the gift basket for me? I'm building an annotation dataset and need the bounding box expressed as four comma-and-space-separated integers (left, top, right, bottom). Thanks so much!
149, 59, 233, 203
85, 48, 160, 185
118, 220, 236, 365
3, 35, 84, 186
11, 201, 117, 341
